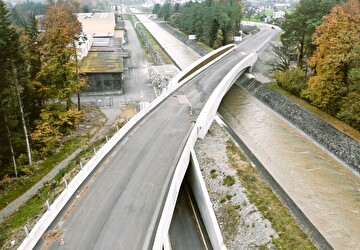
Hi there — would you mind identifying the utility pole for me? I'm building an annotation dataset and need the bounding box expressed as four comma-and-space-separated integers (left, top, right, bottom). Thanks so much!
74, 41, 81, 111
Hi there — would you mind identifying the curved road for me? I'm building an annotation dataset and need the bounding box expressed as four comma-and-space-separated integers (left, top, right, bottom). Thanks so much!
38, 26, 278, 249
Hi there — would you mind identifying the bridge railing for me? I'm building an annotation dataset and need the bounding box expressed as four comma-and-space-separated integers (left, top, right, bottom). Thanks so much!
17, 44, 237, 250
196, 52, 258, 139
153, 52, 259, 249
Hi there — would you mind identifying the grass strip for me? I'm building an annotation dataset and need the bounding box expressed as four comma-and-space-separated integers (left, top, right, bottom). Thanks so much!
0, 137, 85, 210
139, 23, 172, 64
225, 139, 316, 249
0, 135, 109, 248
129, 14, 172, 64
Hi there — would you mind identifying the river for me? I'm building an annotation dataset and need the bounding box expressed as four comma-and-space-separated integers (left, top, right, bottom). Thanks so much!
219, 82, 360, 249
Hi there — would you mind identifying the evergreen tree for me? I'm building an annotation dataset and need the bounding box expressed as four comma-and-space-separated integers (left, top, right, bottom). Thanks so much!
0, 0, 32, 176
21, 15, 43, 122
281, 0, 344, 67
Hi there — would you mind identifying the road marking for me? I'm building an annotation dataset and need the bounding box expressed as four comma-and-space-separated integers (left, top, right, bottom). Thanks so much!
177, 95, 189, 105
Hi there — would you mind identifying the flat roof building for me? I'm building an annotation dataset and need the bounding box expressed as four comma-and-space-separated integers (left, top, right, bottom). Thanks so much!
77, 13, 127, 93
80, 36, 124, 93
77, 13, 116, 35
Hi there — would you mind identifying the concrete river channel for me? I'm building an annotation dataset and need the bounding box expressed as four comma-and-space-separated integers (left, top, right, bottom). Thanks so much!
218, 82, 360, 249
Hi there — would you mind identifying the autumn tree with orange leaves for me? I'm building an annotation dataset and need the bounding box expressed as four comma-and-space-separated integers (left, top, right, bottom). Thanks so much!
302, 0, 360, 129
37, 0, 82, 110
32, 0, 85, 150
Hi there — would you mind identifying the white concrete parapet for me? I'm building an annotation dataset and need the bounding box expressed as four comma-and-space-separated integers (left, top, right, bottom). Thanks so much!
169, 44, 236, 92
196, 52, 258, 139
154, 51, 258, 249
189, 148, 227, 249
17, 44, 238, 250
152, 128, 198, 249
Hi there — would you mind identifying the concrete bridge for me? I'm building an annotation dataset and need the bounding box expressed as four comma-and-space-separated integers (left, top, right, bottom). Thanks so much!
18, 11, 281, 250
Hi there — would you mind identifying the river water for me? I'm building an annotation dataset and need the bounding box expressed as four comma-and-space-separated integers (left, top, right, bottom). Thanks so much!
219, 83, 360, 249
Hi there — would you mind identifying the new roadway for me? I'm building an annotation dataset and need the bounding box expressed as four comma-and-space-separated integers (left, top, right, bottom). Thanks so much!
38, 20, 279, 250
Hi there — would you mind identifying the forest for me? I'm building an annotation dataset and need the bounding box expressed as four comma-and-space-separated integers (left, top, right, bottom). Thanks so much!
153, 0, 243, 49
154, 0, 360, 131
0, 0, 86, 180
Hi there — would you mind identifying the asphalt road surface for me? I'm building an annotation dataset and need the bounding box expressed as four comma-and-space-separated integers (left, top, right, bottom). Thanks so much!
122, 19, 156, 104
37, 24, 279, 250
132, 10, 201, 70
169, 181, 213, 249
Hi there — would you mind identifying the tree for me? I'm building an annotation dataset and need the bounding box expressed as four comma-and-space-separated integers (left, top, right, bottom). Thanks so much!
244, 7, 255, 21
213, 29, 224, 49
270, 43, 291, 72
281, 0, 344, 68
20, 15, 44, 121
81, 5, 90, 13
152, 3, 161, 15
0, 0, 32, 174
169, 12, 181, 27
159, 2, 172, 21
37, 0, 82, 110
303, 0, 360, 121
335, 46, 360, 129
31, 0, 85, 150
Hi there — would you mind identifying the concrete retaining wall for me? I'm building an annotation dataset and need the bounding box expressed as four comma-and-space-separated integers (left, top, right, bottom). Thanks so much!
133, 17, 164, 65
189, 149, 226, 249
239, 79, 360, 174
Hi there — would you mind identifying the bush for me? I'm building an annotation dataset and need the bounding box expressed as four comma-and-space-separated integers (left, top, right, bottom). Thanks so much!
336, 91, 360, 130
16, 154, 28, 166
31, 106, 84, 148
0, 176, 18, 191
39, 143, 56, 158
18, 165, 36, 176
223, 175, 235, 186
271, 68, 307, 97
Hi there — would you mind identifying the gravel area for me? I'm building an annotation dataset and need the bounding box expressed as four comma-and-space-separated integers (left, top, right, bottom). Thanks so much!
192, 35, 281, 249
195, 122, 278, 249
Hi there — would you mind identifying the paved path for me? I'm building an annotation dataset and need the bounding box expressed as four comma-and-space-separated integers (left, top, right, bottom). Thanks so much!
0, 149, 82, 223
132, 9, 200, 70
